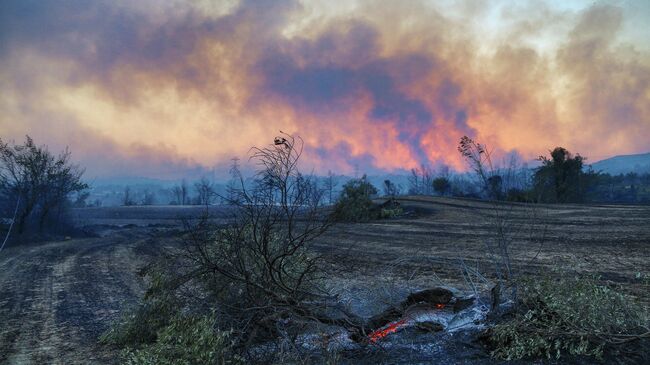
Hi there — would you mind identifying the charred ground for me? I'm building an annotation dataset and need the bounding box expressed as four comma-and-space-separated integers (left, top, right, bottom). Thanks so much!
0, 197, 648, 364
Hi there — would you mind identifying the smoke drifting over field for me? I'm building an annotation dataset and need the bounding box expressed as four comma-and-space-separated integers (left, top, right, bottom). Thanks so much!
1, 0, 649, 178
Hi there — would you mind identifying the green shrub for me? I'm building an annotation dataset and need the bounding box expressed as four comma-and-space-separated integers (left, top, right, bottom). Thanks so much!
122, 313, 243, 365
432, 177, 451, 196
100, 272, 179, 346
488, 275, 649, 361
332, 176, 379, 222
380, 207, 403, 219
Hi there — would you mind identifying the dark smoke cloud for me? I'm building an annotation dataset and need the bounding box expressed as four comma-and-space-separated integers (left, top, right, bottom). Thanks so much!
1, 0, 648, 178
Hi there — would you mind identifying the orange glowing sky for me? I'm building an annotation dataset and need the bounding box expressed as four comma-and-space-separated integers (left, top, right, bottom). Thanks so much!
1, 0, 649, 179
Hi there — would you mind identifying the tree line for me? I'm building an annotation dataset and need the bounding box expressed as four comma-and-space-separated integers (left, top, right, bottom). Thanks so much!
383, 139, 650, 204
2, 134, 647, 240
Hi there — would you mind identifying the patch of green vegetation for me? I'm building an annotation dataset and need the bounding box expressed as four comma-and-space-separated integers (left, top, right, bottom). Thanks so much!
121, 313, 243, 365
100, 272, 179, 346
488, 275, 649, 361
332, 176, 404, 222
332, 176, 379, 222
379, 206, 403, 219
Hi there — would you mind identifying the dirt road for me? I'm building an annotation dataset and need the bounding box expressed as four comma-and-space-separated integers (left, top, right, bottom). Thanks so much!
0, 228, 161, 364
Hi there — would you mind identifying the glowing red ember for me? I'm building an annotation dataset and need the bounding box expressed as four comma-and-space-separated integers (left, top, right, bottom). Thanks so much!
368, 318, 409, 342
368, 302, 447, 342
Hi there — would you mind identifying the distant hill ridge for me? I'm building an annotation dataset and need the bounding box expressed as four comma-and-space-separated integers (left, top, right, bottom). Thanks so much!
591, 152, 650, 175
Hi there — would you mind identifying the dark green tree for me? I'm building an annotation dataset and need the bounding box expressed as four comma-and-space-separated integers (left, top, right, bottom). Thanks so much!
533, 147, 587, 203
432, 177, 451, 196
333, 175, 378, 221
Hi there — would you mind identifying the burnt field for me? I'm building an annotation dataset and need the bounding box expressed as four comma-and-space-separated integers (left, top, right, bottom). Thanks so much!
0, 197, 648, 364
315, 197, 650, 300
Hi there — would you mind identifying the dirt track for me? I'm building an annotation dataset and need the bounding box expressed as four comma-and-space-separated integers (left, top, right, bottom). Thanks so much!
0, 229, 162, 364
0, 198, 648, 364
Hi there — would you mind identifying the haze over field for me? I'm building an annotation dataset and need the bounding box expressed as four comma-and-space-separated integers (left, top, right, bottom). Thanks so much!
1, 0, 649, 180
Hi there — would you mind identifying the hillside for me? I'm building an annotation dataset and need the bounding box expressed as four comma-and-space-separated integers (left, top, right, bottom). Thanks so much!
591, 152, 650, 175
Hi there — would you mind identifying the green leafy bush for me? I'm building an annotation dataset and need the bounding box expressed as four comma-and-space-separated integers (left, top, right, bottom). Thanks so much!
100, 272, 180, 346
332, 176, 379, 222
488, 275, 649, 361
432, 177, 451, 196
122, 313, 243, 365
380, 207, 403, 219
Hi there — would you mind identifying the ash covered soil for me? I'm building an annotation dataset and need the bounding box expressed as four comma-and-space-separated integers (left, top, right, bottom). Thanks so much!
315, 197, 650, 300
0, 197, 649, 364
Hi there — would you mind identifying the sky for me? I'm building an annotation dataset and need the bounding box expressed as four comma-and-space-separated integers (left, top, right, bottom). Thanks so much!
1, 0, 649, 180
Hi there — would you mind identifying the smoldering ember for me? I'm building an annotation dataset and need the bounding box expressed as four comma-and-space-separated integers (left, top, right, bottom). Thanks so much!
1, 1, 649, 364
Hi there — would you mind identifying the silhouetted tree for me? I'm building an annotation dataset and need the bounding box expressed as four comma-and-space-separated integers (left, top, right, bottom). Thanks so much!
72, 191, 90, 208
181, 180, 189, 205
408, 168, 420, 195
534, 147, 587, 203
458, 135, 520, 304
487, 175, 503, 200
432, 177, 451, 196
168, 133, 341, 346
172, 180, 189, 205
225, 158, 242, 205
408, 165, 434, 195
122, 186, 136, 206
383, 179, 400, 197
323, 170, 338, 205
194, 177, 215, 206
142, 189, 155, 205
0, 136, 87, 234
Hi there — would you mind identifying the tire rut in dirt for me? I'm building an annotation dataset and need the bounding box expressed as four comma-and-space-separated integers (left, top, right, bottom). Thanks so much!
0, 234, 153, 364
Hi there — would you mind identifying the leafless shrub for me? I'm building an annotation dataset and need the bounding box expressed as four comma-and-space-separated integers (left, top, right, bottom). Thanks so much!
172, 180, 189, 205
122, 186, 136, 206
141, 189, 155, 206
194, 177, 216, 206
323, 170, 339, 205
458, 136, 548, 307
382, 179, 401, 198
408, 164, 434, 195
127, 133, 368, 360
